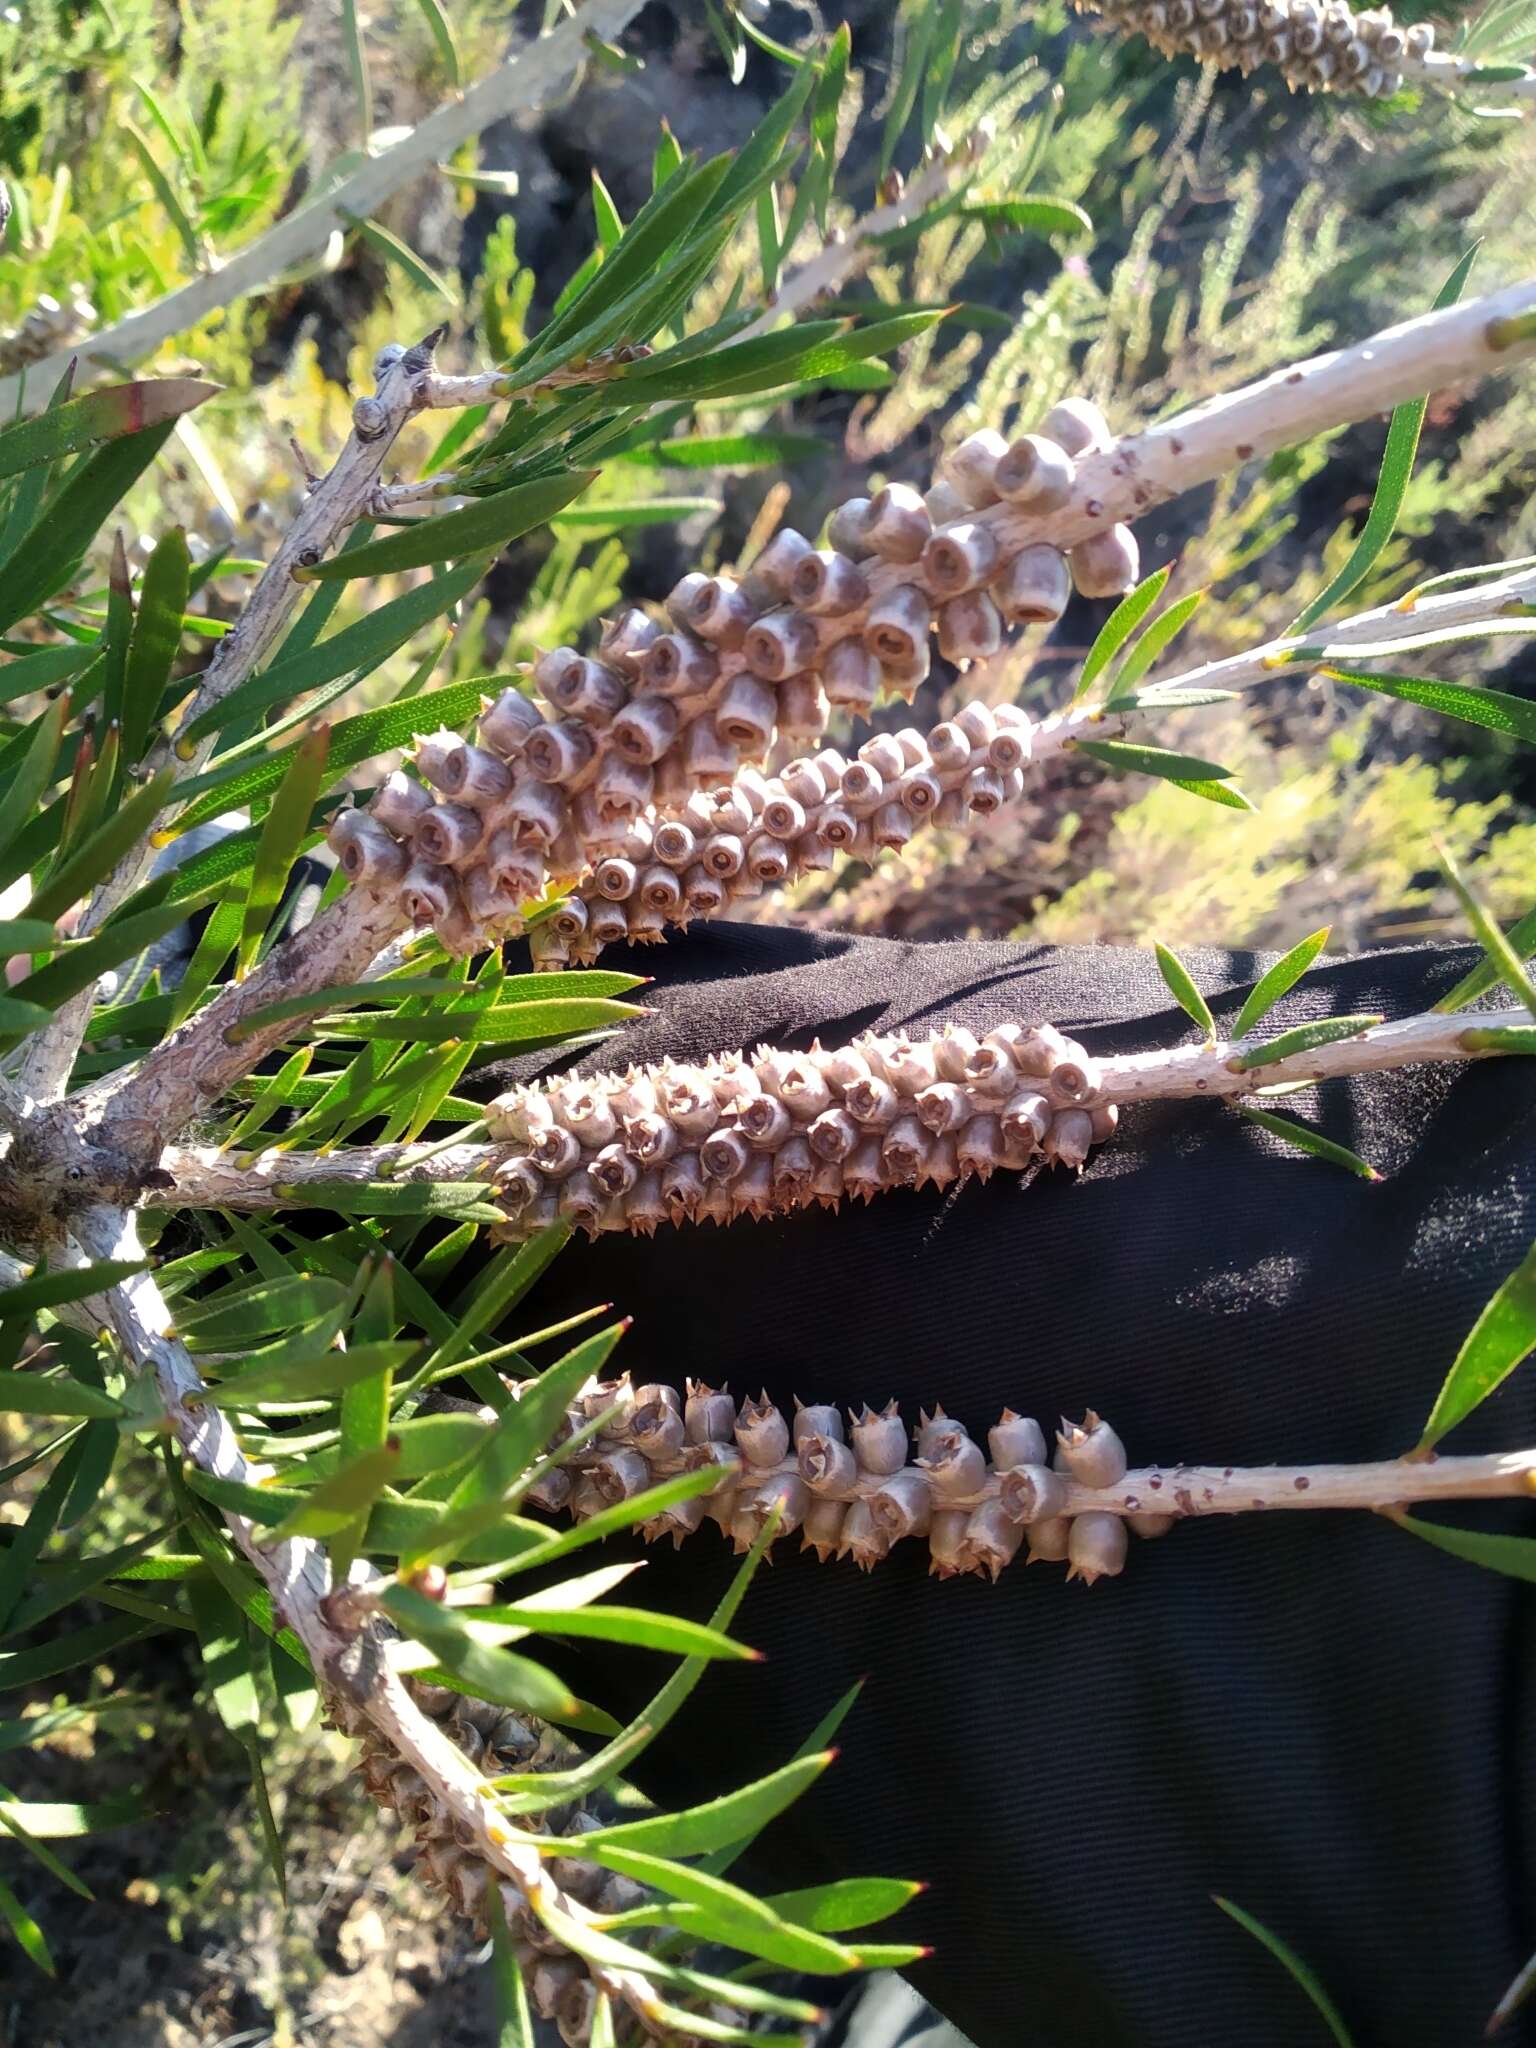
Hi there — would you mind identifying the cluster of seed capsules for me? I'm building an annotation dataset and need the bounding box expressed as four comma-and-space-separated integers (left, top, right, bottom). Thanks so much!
481, 1022, 1119, 1241
536, 1376, 1168, 1584
344, 1683, 661, 2044
1073, 0, 1431, 95
326, 396, 1140, 961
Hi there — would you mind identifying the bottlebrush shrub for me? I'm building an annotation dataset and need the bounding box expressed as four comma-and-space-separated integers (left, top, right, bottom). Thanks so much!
2, 17, 1536, 2043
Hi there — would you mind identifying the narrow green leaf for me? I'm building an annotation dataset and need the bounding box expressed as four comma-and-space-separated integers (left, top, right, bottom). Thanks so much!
412, 0, 460, 82
1075, 738, 1241, 787
0, 1375, 122, 1421
238, 723, 330, 974
352, 216, 455, 306
382, 1585, 579, 1718
1417, 1238, 1536, 1449
1213, 1897, 1357, 2048
1434, 905, 1536, 1013
341, 0, 372, 144
957, 196, 1092, 238
764, 1876, 923, 1934
581, 1753, 830, 1859
1290, 248, 1478, 635
1393, 1511, 1536, 1584
1167, 777, 1258, 812
478, 1602, 755, 1661
1325, 666, 1536, 745
24, 765, 175, 923
121, 528, 189, 763
552, 497, 721, 532
0, 996, 50, 1033
244, 1735, 288, 1902
1461, 1024, 1536, 1053
584, 1843, 859, 1974
0, 1437, 86, 1634
192, 1339, 420, 1408
0, 382, 217, 480
315, 997, 640, 1043
1238, 1106, 1382, 1181
0, 696, 67, 865
620, 430, 823, 470
1234, 1014, 1382, 1071
125, 121, 201, 269
0, 1874, 53, 1973
1075, 566, 1174, 702
187, 1574, 260, 1733
1154, 941, 1215, 1037
489, 1877, 537, 2047
1106, 590, 1207, 703
269, 1439, 403, 1540
1233, 929, 1333, 1038
2, 902, 189, 1029
1438, 846, 1536, 1016
299, 473, 594, 582
0, 1793, 148, 1839
0, 1614, 156, 1690
0, 1259, 149, 1315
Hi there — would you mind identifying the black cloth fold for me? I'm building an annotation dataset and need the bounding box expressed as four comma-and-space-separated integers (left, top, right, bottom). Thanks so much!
482, 925, 1536, 2048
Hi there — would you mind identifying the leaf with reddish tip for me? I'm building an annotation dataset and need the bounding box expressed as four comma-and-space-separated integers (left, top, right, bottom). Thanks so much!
0, 381, 218, 481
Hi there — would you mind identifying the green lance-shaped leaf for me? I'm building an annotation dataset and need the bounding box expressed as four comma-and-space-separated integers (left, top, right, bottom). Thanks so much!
124, 120, 202, 269
1417, 1238, 1536, 1450
1324, 666, 1536, 746
0, 902, 189, 1037
581, 1843, 862, 1974
0, 1614, 160, 1692
619, 310, 945, 405
0, 696, 67, 868
266, 1182, 503, 1221
763, 1876, 923, 1934
190, 1339, 419, 1409
315, 996, 641, 1044
175, 1273, 350, 1345
1461, 1024, 1536, 1054
1238, 1106, 1382, 1181
1106, 590, 1208, 704
0, 996, 50, 1034
24, 764, 175, 924
0, 1259, 150, 1315
1392, 1512, 1536, 1584
618, 429, 825, 470
1074, 565, 1175, 704
121, 527, 189, 764
268, 1438, 403, 1541
297, 472, 594, 582
0, 1874, 54, 1974
0, 1437, 87, 1635
474, 1600, 755, 1662
237, 722, 330, 975
1232, 1014, 1382, 1072
0, 381, 218, 481
552, 496, 721, 532
1233, 929, 1333, 1038
1073, 738, 1253, 809
0, 1374, 122, 1421
187, 1573, 260, 1733
0, 643, 93, 708
0, 921, 57, 955
1154, 940, 1215, 1038
1290, 247, 1478, 636
1434, 903, 1536, 1014
176, 555, 485, 748
580, 1753, 832, 1860
1438, 845, 1536, 1016
1213, 1898, 1357, 2048
350, 216, 456, 307
382, 1584, 579, 1719
0, 1792, 149, 1841
0, 424, 182, 637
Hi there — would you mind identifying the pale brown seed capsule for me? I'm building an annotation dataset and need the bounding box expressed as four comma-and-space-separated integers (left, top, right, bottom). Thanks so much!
622, 1109, 678, 1168
479, 686, 545, 756
686, 1381, 736, 1443
1067, 1510, 1128, 1586
938, 590, 1004, 662
771, 1135, 814, 1203
869, 1466, 932, 1542
927, 721, 973, 779
851, 1400, 908, 1475
933, 1025, 980, 1081
915, 1405, 954, 1459
881, 1114, 930, 1183
665, 570, 712, 628
699, 830, 746, 880
859, 733, 905, 779
923, 521, 1000, 596
988, 705, 1034, 774
789, 548, 869, 617
807, 1105, 860, 1161
1000, 1088, 1052, 1152
734, 1152, 774, 1220
861, 482, 932, 563
742, 608, 819, 683
748, 527, 815, 601
591, 755, 655, 825
995, 433, 1077, 509
530, 1122, 584, 1179
736, 1393, 791, 1467
1129, 1510, 1176, 1540
415, 802, 486, 866
660, 1151, 706, 1220
642, 1492, 708, 1547
700, 1127, 750, 1184
919, 1423, 988, 1500
1026, 1514, 1072, 1563
557, 1977, 598, 2047
502, 779, 568, 850
822, 637, 881, 714
643, 629, 720, 700
548, 894, 590, 943
1070, 523, 1141, 599
715, 672, 779, 753
956, 1113, 1005, 1181
843, 1137, 885, 1203
780, 756, 829, 808
523, 717, 595, 786
827, 497, 874, 557
992, 540, 1072, 627
637, 864, 683, 915
928, 1506, 971, 1578
368, 769, 433, 838
989, 1410, 1049, 1470
587, 899, 629, 950
328, 809, 409, 888
655, 1069, 720, 1143
839, 1497, 890, 1571
1089, 1102, 1120, 1144
1044, 1106, 1094, 1168
533, 646, 584, 701
802, 1494, 848, 1561
844, 1074, 902, 1130
864, 583, 931, 666
943, 427, 1009, 508
687, 574, 757, 648
1056, 1411, 1128, 1488
963, 760, 1005, 813
401, 858, 459, 926
1042, 395, 1111, 456
739, 1092, 793, 1151
598, 608, 659, 674
589, 1143, 638, 1200
961, 1498, 1025, 1581
412, 728, 461, 790
810, 1156, 845, 1207
778, 673, 830, 740
793, 1400, 844, 1445
924, 479, 970, 526
625, 1170, 665, 1234
440, 738, 517, 809
651, 818, 696, 870
743, 833, 788, 885
911, 1082, 966, 1135
998, 1462, 1068, 1525
549, 655, 630, 728
591, 855, 637, 903
610, 695, 679, 767
1050, 1045, 1102, 1105
872, 800, 913, 850
840, 760, 886, 817
682, 867, 726, 918
556, 1083, 618, 1149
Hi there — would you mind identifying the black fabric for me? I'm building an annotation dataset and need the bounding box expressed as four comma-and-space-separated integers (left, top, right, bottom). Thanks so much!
483, 925, 1536, 2048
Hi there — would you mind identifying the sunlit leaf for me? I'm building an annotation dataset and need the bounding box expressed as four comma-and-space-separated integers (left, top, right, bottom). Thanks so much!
1233, 929, 1333, 1038
1417, 1238, 1536, 1449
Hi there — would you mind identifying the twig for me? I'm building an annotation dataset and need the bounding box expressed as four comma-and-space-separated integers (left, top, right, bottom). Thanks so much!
0, 0, 648, 422
61, 1203, 670, 2034
151, 1000, 1534, 1214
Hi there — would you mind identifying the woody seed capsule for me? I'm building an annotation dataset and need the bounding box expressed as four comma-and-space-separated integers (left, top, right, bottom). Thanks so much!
478, 687, 545, 756
869, 1466, 932, 1542
1070, 523, 1141, 599
789, 548, 869, 617
798, 1431, 858, 1495
922, 522, 1000, 595
860, 482, 932, 563
743, 609, 819, 682
851, 1400, 908, 1475
1042, 395, 1111, 456
961, 1499, 1025, 1581
821, 637, 882, 714
1056, 1411, 1128, 1488
1067, 1510, 1128, 1585
994, 434, 1076, 510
